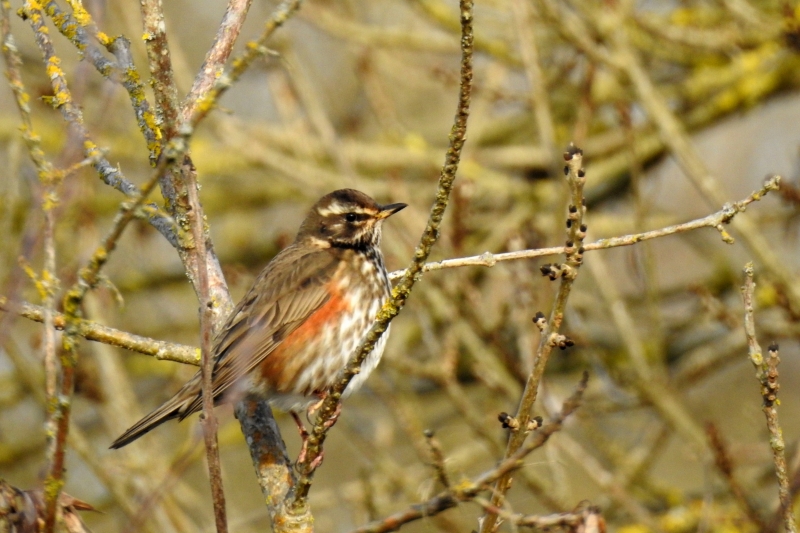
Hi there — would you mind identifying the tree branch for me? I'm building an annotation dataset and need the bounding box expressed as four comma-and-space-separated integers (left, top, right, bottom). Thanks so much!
291, 0, 474, 511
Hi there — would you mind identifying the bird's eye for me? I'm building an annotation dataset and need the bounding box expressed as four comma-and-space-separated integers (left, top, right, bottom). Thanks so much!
345, 213, 357, 223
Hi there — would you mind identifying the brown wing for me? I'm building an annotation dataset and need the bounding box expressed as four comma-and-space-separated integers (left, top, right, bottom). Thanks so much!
179, 243, 342, 418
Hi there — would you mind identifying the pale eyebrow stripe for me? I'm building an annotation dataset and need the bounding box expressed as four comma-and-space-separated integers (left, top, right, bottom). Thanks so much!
317, 204, 372, 216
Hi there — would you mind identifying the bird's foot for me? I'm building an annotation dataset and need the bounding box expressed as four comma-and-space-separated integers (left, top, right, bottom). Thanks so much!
322, 402, 342, 430
308, 450, 325, 471
306, 393, 327, 420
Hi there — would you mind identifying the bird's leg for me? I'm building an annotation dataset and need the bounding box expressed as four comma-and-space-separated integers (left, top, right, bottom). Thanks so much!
306, 392, 342, 428
301, 404, 340, 470
292, 411, 311, 464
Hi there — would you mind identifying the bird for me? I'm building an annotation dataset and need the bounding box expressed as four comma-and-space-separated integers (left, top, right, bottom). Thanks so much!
110, 189, 407, 449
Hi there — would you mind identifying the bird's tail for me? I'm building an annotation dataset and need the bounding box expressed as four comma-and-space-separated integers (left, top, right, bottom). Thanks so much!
109, 377, 200, 449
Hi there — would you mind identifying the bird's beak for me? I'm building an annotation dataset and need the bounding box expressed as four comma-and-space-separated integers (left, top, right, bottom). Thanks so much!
377, 202, 408, 219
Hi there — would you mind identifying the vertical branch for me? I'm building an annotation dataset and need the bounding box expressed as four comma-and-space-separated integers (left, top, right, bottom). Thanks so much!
187, 168, 228, 533
291, 0, 474, 510
480, 145, 587, 533
47, 151, 175, 533
0, 0, 59, 425
742, 264, 796, 533
39, 183, 60, 533
4, 3, 62, 530
140, 0, 179, 139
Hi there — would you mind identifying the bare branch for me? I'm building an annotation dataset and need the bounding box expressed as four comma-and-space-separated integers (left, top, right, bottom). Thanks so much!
349, 372, 588, 533
187, 161, 228, 533
292, 0, 475, 508
389, 175, 782, 280
742, 265, 796, 533
180, 0, 254, 126
480, 145, 587, 532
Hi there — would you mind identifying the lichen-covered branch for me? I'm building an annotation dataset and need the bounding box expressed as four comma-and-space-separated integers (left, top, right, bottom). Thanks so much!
0, 297, 199, 364
42, 0, 162, 163
742, 265, 796, 533
291, 0, 474, 511
139, 0, 179, 140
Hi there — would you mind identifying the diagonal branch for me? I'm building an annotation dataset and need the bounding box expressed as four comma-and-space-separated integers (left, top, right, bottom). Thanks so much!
291, 0, 474, 512
180, 0, 254, 126
184, 0, 303, 129
349, 372, 588, 533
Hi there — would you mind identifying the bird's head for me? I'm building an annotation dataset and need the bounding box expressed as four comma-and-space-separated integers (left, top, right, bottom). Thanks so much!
298, 189, 407, 249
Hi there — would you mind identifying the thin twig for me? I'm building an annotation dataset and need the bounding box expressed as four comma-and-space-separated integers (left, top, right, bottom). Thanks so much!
480, 145, 587, 533
187, 159, 228, 533
389, 175, 781, 280
742, 264, 796, 533
348, 372, 588, 533
472, 497, 592, 529
423, 430, 451, 490
291, 0, 474, 510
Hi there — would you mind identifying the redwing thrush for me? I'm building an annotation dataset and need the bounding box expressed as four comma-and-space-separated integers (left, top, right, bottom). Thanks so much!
111, 189, 406, 449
